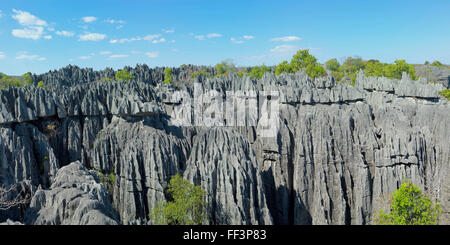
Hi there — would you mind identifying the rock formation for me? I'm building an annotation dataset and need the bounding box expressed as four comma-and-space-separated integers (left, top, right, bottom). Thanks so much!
0, 65, 448, 225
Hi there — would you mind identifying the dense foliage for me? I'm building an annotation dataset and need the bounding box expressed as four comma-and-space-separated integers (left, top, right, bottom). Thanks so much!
274, 49, 327, 80
164, 67, 173, 84
324, 57, 417, 83
439, 89, 450, 100
215, 60, 236, 77
375, 181, 441, 225
191, 69, 211, 79
248, 65, 271, 79
0, 72, 33, 89
114, 69, 135, 82
150, 174, 206, 225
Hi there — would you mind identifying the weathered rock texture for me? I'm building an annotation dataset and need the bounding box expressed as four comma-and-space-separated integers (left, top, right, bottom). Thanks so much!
0, 65, 448, 225
23, 161, 119, 225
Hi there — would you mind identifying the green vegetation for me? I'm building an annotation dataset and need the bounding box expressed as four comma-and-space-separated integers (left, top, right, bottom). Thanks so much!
215, 60, 235, 77
384, 59, 417, 80
164, 67, 173, 84
92, 168, 116, 195
274, 49, 326, 80
375, 181, 441, 225
424, 61, 430, 65
102, 77, 113, 82
150, 174, 206, 225
248, 65, 271, 79
114, 69, 135, 82
438, 89, 450, 100
37, 81, 46, 88
191, 69, 211, 79
430, 60, 449, 69
0, 72, 35, 89
22, 72, 33, 85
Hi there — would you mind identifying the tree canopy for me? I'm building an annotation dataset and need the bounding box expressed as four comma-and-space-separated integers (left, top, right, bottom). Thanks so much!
150, 174, 206, 225
375, 181, 441, 225
114, 69, 135, 82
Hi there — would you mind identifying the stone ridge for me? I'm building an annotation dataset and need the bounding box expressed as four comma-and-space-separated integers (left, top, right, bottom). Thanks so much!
0, 69, 448, 224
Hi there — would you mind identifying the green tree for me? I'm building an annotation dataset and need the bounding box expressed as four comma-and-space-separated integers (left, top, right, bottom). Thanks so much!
431, 60, 448, 69
375, 181, 441, 225
164, 67, 173, 84
192, 69, 211, 79
325, 58, 340, 72
275, 60, 293, 75
22, 72, 33, 85
384, 59, 416, 80
248, 65, 271, 79
37, 81, 46, 88
115, 69, 135, 82
424, 61, 430, 65
364, 59, 385, 77
438, 89, 450, 101
150, 174, 206, 225
215, 60, 235, 77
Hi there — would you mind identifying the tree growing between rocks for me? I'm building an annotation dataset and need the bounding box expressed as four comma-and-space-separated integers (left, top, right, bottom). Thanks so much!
375, 181, 442, 225
115, 69, 135, 82
149, 174, 206, 225
274, 49, 327, 80
164, 67, 173, 84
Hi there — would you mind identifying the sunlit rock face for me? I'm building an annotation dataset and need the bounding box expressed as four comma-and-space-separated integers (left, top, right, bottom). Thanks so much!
1, 65, 448, 224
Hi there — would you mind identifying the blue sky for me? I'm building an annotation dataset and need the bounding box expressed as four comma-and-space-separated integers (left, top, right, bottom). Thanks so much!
0, 0, 449, 75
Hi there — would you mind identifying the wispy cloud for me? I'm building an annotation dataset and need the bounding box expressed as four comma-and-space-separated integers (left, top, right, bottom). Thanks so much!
109, 34, 162, 44
105, 19, 125, 24
231, 35, 255, 44
270, 44, 299, 54
109, 54, 129, 59
78, 55, 92, 60
82, 16, 97, 23
0, 52, 6, 59
12, 9, 47, 26
43, 35, 52, 39
145, 52, 159, 58
11, 9, 48, 40
12, 27, 44, 40
152, 38, 166, 44
16, 52, 46, 61
270, 36, 302, 42
0, 10, 3, 19
163, 29, 174, 33
79, 32, 106, 41
99, 51, 112, 55
55, 30, 75, 37
195, 33, 222, 40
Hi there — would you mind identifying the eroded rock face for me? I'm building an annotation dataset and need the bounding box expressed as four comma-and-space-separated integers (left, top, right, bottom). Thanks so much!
0, 65, 448, 225
23, 161, 119, 225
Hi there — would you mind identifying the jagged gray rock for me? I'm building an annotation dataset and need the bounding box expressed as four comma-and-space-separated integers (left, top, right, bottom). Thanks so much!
23, 161, 119, 225
0, 65, 448, 225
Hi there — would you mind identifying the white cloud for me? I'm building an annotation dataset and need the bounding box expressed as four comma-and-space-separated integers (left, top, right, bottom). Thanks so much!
12, 26, 44, 40
145, 52, 159, 58
109, 39, 118, 44
47, 27, 55, 32
171, 49, 178, 52
243, 35, 255, 40
43, 35, 52, 39
12, 9, 47, 26
82, 16, 97, 23
207, 33, 222, 38
230, 37, 244, 44
143, 34, 161, 40
99, 51, 112, 55
130, 51, 142, 55
116, 25, 123, 30
152, 38, 166, 44
195, 33, 222, 40
109, 54, 129, 59
79, 33, 106, 41
56, 30, 75, 37
194, 35, 205, 40
11, 9, 49, 40
163, 29, 174, 33
270, 36, 302, 42
0, 52, 6, 59
270, 44, 299, 54
16, 52, 46, 61
105, 19, 125, 24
